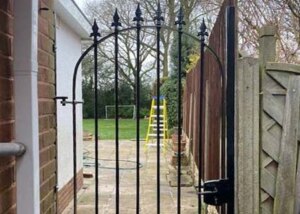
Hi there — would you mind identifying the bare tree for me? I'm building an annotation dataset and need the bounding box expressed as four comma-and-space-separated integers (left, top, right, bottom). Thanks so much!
85, 0, 157, 103
239, 0, 300, 63
142, 0, 221, 77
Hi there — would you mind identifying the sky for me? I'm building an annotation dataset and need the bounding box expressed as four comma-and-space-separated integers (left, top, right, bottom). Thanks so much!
74, 0, 86, 10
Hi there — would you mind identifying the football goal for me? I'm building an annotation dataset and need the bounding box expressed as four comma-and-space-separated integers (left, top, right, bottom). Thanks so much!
105, 105, 136, 119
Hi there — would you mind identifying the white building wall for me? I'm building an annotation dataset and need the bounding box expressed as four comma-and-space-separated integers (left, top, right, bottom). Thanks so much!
56, 16, 83, 189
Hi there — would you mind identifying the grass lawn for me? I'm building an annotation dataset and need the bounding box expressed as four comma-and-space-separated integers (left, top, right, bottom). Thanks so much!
83, 119, 149, 140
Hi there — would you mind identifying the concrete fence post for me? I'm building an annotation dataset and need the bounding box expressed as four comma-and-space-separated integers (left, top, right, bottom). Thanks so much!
259, 26, 277, 70
236, 57, 260, 214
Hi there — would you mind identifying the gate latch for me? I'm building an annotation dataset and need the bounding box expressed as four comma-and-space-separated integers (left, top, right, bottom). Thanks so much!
54, 96, 68, 106
198, 179, 231, 206
54, 96, 84, 106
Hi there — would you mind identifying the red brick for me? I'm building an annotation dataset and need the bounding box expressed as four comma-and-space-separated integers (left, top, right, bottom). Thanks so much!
38, 67, 55, 84
0, 11, 13, 36
39, 33, 54, 54
39, 1, 53, 20
40, 160, 56, 184
40, 174, 56, 200
0, 56, 13, 79
0, 34, 12, 57
38, 49, 50, 67
39, 129, 56, 149
0, 122, 14, 142
38, 100, 55, 115
0, 1, 15, 211
40, 190, 55, 213
0, 185, 16, 213
40, 145, 56, 167
38, 83, 55, 99
0, 165, 15, 192
0, 101, 14, 122
38, 0, 57, 210
3, 204, 16, 214
38, 17, 49, 36
0, 78, 13, 101
0, 157, 14, 171
44, 204, 56, 214
57, 170, 83, 213
39, 116, 56, 133
0, 0, 13, 16
40, 0, 54, 8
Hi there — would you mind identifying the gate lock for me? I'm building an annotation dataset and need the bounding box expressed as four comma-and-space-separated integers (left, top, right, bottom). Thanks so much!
198, 179, 231, 206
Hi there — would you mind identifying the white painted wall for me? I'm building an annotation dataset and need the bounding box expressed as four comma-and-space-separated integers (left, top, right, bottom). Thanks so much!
56, 16, 83, 189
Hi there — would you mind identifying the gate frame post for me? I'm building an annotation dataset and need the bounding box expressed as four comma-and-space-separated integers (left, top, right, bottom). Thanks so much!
226, 6, 236, 213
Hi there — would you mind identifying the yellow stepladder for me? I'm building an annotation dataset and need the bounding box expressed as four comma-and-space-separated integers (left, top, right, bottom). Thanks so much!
145, 96, 169, 151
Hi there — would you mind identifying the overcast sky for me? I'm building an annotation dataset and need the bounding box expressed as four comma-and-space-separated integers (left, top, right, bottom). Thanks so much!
74, 0, 86, 10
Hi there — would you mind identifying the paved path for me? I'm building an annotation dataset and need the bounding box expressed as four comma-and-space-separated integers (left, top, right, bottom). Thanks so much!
63, 140, 198, 214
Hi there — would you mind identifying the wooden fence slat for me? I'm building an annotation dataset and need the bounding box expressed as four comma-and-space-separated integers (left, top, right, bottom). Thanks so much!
262, 132, 280, 162
274, 77, 300, 213
267, 71, 290, 89
263, 90, 284, 126
261, 169, 276, 198
262, 117, 276, 131
262, 155, 273, 168
267, 62, 300, 75
261, 191, 269, 202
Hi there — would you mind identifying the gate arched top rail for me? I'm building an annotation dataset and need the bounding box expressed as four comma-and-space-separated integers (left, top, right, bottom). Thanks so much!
72, 25, 224, 102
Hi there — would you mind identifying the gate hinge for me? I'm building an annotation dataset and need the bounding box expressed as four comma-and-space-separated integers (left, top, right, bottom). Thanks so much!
198, 179, 231, 206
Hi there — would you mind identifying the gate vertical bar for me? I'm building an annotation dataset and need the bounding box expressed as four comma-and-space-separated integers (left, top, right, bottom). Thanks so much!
198, 19, 208, 214
154, 2, 163, 213
112, 10, 121, 214
175, 7, 185, 214
90, 20, 101, 214
226, 6, 235, 214
72, 70, 78, 213
133, 4, 143, 213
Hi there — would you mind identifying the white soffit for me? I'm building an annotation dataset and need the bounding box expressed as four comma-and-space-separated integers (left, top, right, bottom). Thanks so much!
54, 0, 91, 39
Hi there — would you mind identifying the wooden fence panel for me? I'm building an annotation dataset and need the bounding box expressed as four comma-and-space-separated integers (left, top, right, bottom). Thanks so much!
183, 0, 235, 181
260, 63, 300, 213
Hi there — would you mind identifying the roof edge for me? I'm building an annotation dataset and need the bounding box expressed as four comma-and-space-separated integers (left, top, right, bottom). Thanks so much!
54, 0, 92, 39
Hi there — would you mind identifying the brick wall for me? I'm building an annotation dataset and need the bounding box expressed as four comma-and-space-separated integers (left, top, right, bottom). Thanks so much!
38, 0, 57, 213
57, 170, 83, 213
0, 0, 16, 213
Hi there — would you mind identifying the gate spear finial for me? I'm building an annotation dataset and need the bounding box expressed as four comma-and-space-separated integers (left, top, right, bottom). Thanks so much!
133, 3, 144, 26
154, 0, 164, 26
175, 6, 186, 30
112, 9, 122, 28
198, 18, 209, 42
90, 19, 101, 38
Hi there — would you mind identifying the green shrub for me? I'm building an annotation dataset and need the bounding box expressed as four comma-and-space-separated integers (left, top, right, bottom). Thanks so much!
161, 77, 182, 128
140, 108, 149, 118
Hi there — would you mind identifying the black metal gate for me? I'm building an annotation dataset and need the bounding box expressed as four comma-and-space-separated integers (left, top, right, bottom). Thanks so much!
57, 2, 236, 214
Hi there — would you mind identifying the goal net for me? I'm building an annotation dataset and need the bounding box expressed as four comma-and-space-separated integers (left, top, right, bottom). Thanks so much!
105, 105, 136, 119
